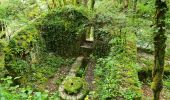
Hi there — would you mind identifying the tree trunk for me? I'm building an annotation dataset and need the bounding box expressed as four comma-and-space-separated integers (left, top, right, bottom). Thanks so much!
90, 0, 95, 10
133, 0, 137, 13
152, 0, 168, 100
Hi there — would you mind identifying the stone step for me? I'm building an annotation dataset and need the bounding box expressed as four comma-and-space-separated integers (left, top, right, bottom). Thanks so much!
80, 45, 93, 49
85, 38, 94, 43
69, 56, 84, 76
80, 41, 93, 50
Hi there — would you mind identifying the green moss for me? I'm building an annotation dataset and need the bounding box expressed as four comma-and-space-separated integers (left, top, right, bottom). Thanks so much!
64, 77, 83, 94
151, 73, 163, 92
164, 81, 170, 89
38, 6, 88, 57
94, 31, 142, 99
93, 30, 112, 57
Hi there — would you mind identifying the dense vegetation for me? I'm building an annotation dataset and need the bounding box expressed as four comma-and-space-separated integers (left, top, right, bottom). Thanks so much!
0, 0, 170, 100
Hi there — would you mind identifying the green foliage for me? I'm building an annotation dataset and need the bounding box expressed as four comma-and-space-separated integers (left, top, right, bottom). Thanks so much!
92, 1, 123, 57
0, 39, 6, 52
3, 24, 66, 89
32, 54, 64, 80
94, 31, 142, 99
0, 76, 49, 100
49, 91, 60, 100
164, 81, 170, 89
55, 76, 64, 85
76, 67, 85, 77
39, 5, 89, 56
0, 0, 27, 20
95, 55, 142, 99
21, 54, 65, 90
1, 0, 170, 99
5, 25, 38, 77
137, 1, 154, 19
137, 52, 170, 80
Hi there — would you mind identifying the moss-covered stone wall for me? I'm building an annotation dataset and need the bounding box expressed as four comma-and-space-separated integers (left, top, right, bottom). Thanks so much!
2, 6, 89, 87
4, 25, 38, 78
38, 6, 88, 57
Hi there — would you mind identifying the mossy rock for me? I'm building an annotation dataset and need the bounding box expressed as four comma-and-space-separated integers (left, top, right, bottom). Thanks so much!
59, 76, 88, 100
64, 77, 83, 94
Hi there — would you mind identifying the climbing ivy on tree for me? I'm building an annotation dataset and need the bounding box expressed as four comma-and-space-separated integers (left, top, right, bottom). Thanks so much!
151, 0, 168, 100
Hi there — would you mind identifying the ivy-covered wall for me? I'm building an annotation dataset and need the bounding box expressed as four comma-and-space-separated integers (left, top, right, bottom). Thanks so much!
3, 24, 66, 89
38, 6, 88, 57
3, 6, 89, 87
93, 29, 112, 57
4, 25, 38, 78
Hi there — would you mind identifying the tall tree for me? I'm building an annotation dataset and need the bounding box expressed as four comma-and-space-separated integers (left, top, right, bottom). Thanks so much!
151, 0, 168, 100
133, 0, 137, 12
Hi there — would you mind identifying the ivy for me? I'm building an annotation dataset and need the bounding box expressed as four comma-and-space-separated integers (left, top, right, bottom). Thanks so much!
38, 6, 88, 56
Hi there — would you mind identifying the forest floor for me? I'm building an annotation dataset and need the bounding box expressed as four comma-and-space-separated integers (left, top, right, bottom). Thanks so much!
142, 84, 170, 100
138, 51, 170, 100
45, 65, 71, 94
45, 57, 96, 95
85, 60, 96, 91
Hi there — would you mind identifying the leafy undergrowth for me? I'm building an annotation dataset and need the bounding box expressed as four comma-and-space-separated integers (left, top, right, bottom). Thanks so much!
93, 32, 142, 99
18, 54, 65, 90
46, 65, 71, 94
137, 51, 170, 81
0, 76, 62, 99
94, 54, 142, 100
0, 55, 75, 99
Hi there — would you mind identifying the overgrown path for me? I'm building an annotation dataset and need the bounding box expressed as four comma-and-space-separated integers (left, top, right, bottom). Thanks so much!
46, 65, 71, 94
85, 59, 96, 91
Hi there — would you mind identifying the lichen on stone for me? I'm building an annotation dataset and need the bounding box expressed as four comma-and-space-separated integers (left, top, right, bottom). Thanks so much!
64, 76, 83, 94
